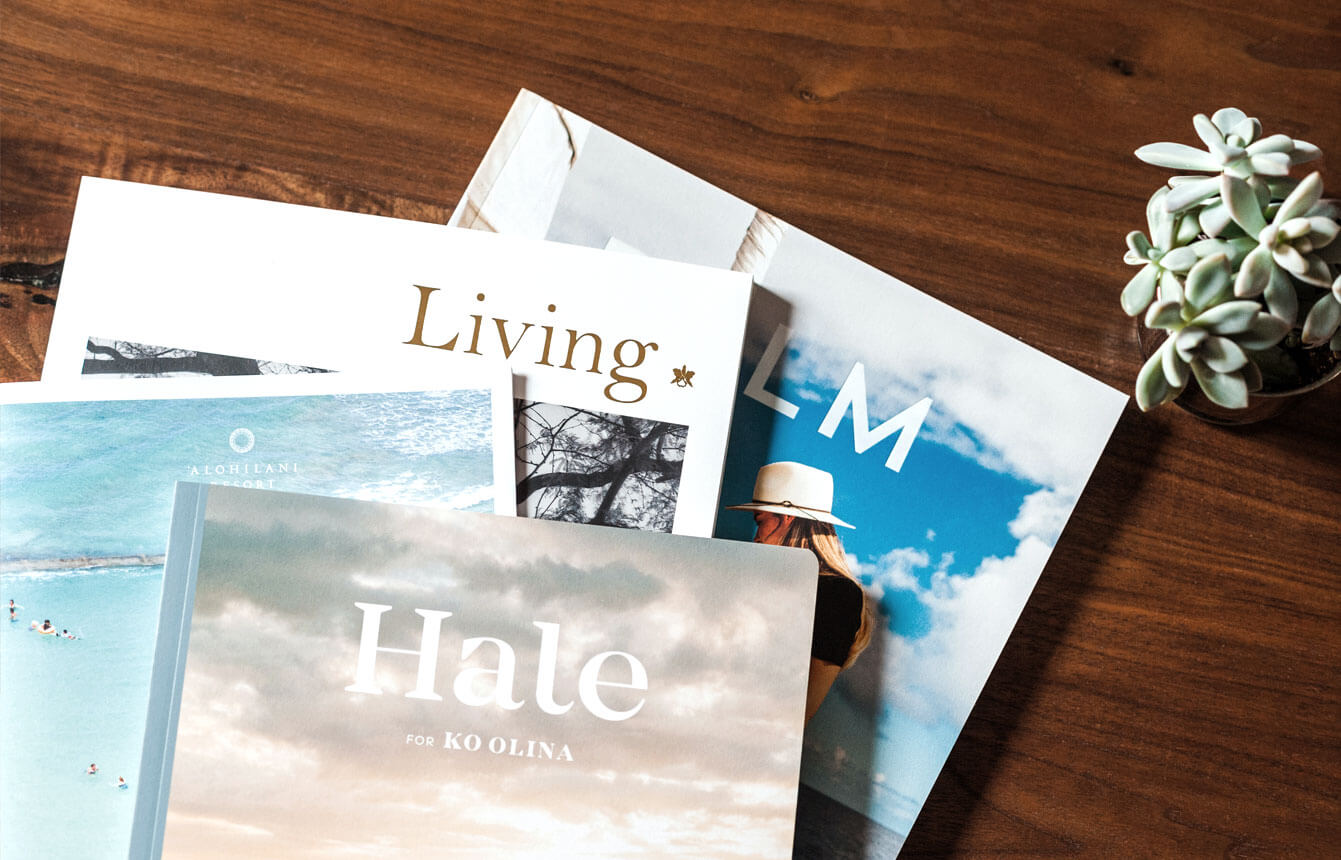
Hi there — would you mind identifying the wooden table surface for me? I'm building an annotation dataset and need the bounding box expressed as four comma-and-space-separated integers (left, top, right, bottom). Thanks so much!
3, 1, 1338, 855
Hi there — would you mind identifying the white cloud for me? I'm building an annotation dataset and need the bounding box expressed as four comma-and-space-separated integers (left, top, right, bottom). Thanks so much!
760, 228, 1126, 494
911, 536, 1052, 723
861, 547, 928, 605
842, 485, 1063, 730
1009, 488, 1076, 544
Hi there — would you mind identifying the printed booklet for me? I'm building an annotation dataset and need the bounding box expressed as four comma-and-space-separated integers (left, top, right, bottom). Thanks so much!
40, 177, 755, 537
449, 90, 1130, 853
0, 371, 511, 860
135, 483, 819, 858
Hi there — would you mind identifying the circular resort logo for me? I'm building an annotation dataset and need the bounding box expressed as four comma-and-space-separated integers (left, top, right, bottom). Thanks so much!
228, 428, 256, 454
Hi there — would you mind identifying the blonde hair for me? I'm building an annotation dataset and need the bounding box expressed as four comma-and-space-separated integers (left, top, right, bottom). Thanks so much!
778, 518, 872, 669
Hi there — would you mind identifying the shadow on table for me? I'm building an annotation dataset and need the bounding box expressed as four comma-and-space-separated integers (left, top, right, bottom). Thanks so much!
895, 403, 1160, 855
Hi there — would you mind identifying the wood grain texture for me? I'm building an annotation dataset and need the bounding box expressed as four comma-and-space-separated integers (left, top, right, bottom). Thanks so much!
3, 0, 1338, 855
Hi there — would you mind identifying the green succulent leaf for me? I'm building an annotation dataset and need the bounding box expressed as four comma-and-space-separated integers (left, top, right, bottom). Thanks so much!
1272, 247, 1332, 286
1309, 199, 1340, 220
1289, 140, 1322, 165
1276, 171, 1323, 223
1271, 243, 1308, 276
1265, 176, 1300, 199
1192, 114, 1226, 154
1225, 237, 1258, 266
1300, 255, 1333, 286
1173, 327, 1207, 361
1198, 202, 1233, 238
1136, 142, 1221, 172
1184, 253, 1232, 310
1262, 265, 1298, 324
1248, 153, 1291, 176
1136, 347, 1175, 411
1189, 300, 1262, 335
1190, 237, 1254, 267
1301, 295, 1341, 346
1165, 177, 1221, 212
1145, 299, 1184, 330
1126, 231, 1153, 258
1161, 338, 1190, 387
1177, 214, 1202, 246
1212, 108, 1249, 135
1333, 274, 1341, 303
1121, 265, 1159, 316
1198, 335, 1249, 373
1234, 312, 1292, 349
1160, 246, 1199, 272
1251, 177, 1273, 208
1279, 217, 1312, 241
1305, 216, 1338, 249
1233, 245, 1273, 297
1222, 175, 1268, 236
1245, 133, 1294, 155
1190, 359, 1249, 409
1159, 268, 1185, 305
1147, 187, 1175, 248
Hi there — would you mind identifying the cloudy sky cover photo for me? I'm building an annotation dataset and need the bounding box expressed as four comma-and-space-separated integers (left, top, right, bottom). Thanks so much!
162, 487, 819, 858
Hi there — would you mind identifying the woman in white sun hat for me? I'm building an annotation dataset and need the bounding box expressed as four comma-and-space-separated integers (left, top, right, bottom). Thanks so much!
727, 461, 871, 721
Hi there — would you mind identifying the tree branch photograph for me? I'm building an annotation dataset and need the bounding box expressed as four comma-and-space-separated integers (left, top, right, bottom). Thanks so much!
515, 399, 687, 532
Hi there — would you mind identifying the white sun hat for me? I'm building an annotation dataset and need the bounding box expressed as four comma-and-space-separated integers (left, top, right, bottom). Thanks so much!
724, 461, 854, 529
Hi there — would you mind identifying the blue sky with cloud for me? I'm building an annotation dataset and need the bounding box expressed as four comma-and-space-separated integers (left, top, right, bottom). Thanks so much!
719, 347, 1050, 834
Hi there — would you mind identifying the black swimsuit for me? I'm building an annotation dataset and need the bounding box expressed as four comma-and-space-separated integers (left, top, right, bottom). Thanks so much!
811, 572, 864, 665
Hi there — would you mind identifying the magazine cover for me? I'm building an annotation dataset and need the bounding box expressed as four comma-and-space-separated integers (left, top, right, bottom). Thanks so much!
136, 483, 819, 858
40, 177, 755, 537
449, 90, 1130, 853
0, 371, 511, 860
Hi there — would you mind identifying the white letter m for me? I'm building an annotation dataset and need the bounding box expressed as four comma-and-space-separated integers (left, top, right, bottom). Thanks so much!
818, 362, 932, 472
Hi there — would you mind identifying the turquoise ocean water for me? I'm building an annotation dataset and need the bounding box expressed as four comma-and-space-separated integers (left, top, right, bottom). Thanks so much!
2, 566, 161, 858
0, 390, 496, 858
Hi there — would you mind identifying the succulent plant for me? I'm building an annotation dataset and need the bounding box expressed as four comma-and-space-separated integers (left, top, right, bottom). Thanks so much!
1125, 109, 1340, 411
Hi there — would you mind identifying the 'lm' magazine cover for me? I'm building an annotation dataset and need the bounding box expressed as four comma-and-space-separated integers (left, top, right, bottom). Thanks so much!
450, 89, 1130, 854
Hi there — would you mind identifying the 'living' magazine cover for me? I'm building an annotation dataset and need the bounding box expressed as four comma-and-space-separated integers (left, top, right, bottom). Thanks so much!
40, 177, 755, 537
449, 89, 1130, 853
0, 371, 510, 859
136, 483, 819, 858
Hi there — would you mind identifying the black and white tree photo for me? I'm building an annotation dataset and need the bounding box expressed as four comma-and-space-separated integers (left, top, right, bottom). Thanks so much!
516, 400, 687, 532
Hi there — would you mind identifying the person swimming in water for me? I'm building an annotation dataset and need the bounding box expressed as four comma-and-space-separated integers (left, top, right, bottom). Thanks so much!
33, 619, 56, 635
116, 776, 128, 790
8, 599, 16, 622
62, 629, 76, 640
87, 764, 98, 776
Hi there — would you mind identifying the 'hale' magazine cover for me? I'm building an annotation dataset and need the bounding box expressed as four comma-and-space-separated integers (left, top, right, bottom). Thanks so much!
40, 177, 755, 537
449, 90, 1130, 853
137, 483, 819, 858
0, 371, 510, 859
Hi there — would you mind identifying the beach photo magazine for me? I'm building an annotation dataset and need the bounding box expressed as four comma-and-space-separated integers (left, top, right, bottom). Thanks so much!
0, 370, 511, 858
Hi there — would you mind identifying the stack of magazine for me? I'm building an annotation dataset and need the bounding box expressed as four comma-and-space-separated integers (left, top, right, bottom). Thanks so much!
1, 90, 1126, 858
